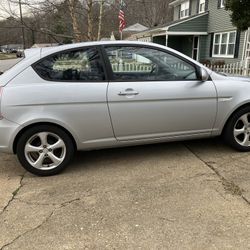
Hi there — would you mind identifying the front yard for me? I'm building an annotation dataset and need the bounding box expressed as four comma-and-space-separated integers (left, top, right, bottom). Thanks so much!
0, 53, 17, 60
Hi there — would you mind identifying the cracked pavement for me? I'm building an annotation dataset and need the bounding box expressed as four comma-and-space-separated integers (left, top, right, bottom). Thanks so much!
0, 139, 250, 249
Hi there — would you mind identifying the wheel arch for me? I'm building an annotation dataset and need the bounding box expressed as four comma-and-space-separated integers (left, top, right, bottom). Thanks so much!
13, 122, 77, 154
222, 102, 250, 135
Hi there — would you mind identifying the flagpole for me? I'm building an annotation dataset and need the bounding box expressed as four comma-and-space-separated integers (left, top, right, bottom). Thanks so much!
119, 0, 125, 41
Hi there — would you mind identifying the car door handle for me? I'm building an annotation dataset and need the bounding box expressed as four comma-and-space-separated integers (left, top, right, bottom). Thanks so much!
118, 89, 139, 96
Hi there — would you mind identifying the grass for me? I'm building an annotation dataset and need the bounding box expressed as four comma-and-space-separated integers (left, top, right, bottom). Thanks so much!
0, 53, 17, 60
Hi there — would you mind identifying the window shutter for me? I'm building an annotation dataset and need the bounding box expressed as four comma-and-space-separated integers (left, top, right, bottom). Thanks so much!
178, 5, 181, 19
189, 2, 192, 16
197, 0, 200, 14
217, 0, 221, 9
234, 31, 241, 58
205, 0, 209, 11
210, 33, 214, 57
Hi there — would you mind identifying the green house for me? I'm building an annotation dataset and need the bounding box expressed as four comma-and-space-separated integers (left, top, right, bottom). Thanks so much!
129, 0, 250, 65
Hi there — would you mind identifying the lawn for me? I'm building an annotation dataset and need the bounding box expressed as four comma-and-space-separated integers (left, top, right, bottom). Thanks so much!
0, 53, 17, 60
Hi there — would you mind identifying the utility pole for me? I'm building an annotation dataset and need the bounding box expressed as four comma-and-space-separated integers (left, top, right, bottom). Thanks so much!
18, 0, 26, 49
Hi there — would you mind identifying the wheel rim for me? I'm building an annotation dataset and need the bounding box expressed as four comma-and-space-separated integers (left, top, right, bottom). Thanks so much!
234, 113, 250, 147
24, 132, 66, 170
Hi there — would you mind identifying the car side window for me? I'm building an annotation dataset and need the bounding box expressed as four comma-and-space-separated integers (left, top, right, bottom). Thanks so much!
33, 47, 105, 81
105, 46, 198, 81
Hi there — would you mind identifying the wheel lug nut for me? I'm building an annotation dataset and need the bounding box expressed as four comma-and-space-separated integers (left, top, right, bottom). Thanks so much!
39, 150, 43, 153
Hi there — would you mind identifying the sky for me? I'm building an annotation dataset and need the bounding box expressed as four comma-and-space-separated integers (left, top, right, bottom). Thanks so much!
0, 0, 21, 19
0, 0, 43, 19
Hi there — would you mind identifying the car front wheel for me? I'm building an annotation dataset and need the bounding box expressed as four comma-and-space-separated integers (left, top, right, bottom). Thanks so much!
16, 125, 75, 176
224, 107, 250, 151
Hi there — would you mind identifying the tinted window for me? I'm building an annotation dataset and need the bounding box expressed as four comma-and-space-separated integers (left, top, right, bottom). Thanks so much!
105, 46, 198, 81
34, 48, 105, 81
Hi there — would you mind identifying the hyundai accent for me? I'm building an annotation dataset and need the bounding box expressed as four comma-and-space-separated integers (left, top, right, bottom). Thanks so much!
0, 41, 250, 176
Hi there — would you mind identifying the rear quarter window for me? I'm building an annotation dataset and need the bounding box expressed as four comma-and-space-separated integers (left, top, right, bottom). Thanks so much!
33, 47, 105, 82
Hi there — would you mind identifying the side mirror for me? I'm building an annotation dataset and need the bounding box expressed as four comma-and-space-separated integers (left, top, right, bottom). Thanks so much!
199, 67, 209, 82
0, 72, 3, 75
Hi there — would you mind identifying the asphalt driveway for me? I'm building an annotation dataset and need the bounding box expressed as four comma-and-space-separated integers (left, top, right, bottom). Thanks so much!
1, 139, 250, 249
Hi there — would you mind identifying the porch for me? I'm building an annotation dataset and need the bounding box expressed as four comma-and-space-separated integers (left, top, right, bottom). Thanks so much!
152, 34, 201, 61
147, 13, 209, 62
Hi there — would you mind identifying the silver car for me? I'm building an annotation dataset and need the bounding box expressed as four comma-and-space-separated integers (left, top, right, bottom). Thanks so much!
0, 41, 250, 176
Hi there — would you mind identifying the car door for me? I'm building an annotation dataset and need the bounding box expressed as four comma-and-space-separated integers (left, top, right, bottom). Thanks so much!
104, 45, 217, 141
3, 46, 114, 148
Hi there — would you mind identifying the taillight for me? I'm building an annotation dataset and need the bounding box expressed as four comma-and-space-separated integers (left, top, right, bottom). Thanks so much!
0, 87, 3, 120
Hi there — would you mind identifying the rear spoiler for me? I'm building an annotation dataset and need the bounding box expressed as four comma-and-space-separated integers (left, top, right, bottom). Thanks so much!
24, 48, 42, 59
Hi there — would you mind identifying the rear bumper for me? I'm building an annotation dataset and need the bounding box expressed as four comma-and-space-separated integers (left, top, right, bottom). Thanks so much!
0, 118, 20, 153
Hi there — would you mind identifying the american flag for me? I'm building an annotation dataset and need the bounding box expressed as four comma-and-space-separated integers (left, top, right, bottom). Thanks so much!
119, 0, 126, 33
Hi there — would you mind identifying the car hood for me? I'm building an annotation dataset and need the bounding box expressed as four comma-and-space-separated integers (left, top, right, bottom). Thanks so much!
226, 76, 250, 82
211, 71, 250, 82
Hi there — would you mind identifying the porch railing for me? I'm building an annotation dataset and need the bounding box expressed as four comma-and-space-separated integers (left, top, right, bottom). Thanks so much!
111, 62, 152, 72
203, 61, 250, 77
111, 62, 190, 72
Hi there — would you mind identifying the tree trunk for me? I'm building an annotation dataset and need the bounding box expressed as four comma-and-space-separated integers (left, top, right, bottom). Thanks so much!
97, 0, 104, 41
87, 0, 93, 41
68, 0, 81, 42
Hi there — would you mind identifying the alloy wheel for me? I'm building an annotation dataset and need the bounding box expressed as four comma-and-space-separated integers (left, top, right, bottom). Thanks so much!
233, 113, 250, 147
24, 132, 66, 170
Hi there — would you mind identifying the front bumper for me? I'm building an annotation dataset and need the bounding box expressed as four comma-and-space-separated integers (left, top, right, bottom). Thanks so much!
0, 118, 20, 153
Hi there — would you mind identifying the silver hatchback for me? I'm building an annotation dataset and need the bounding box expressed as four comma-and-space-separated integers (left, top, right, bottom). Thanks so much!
1, 41, 250, 176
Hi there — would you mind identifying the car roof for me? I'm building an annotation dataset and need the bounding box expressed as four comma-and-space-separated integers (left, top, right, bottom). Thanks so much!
41, 41, 163, 56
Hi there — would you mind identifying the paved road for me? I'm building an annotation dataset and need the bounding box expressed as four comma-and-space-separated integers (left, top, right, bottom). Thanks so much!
0, 59, 22, 72
0, 138, 250, 249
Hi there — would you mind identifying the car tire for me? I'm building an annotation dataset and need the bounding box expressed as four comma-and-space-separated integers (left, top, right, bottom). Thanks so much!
223, 106, 250, 151
16, 125, 75, 176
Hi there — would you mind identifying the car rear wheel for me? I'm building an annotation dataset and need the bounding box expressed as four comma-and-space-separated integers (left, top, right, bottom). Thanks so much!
224, 107, 250, 151
16, 125, 75, 176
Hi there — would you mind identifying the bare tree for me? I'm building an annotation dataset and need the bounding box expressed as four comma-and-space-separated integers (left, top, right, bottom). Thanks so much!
0, 0, 172, 46
86, 0, 93, 40
68, 0, 81, 42
122, 0, 172, 28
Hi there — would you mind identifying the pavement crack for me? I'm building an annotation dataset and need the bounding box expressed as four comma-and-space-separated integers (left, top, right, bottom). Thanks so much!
184, 144, 249, 205
0, 210, 54, 250
0, 198, 80, 250
14, 197, 80, 207
0, 172, 26, 216
60, 198, 81, 207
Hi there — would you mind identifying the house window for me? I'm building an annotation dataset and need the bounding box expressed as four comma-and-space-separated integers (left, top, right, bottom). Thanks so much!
219, 0, 225, 8
213, 31, 237, 58
199, 0, 206, 13
180, 1, 190, 19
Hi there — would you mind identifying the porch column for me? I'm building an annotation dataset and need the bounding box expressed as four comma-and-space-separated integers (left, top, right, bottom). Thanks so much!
165, 32, 168, 46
